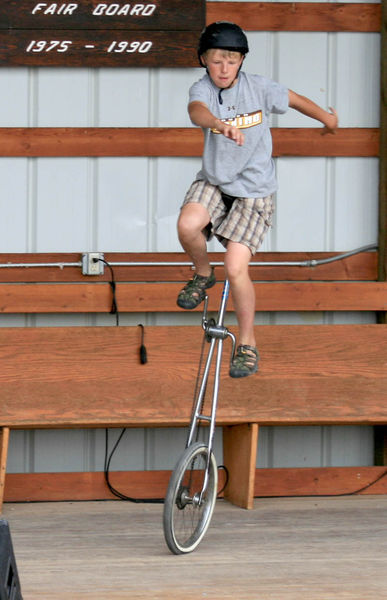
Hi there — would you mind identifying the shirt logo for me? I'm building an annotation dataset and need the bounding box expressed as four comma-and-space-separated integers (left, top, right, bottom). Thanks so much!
211, 109, 262, 133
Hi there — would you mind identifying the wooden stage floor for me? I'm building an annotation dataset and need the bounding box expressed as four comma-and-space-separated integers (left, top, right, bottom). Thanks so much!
3, 496, 387, 599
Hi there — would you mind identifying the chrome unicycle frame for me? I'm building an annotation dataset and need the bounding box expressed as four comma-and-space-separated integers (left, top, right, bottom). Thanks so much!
186, 279, 236, 497
163, 279, 236, 554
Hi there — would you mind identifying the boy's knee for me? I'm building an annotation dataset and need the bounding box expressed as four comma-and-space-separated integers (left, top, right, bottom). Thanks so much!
178, 214, 198, 243
177, 212, 190, 235
224, 257, 247, 282
178, 204, 209, 239
224, 242, 252, 281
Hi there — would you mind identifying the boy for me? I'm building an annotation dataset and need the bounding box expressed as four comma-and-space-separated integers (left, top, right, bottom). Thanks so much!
177, 21, 338, 378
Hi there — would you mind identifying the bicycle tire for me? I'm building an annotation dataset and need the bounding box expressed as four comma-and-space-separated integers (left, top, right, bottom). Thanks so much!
163, 442, 218, 554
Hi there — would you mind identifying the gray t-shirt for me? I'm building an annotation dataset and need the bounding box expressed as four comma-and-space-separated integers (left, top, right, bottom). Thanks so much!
189, 71, 289, 197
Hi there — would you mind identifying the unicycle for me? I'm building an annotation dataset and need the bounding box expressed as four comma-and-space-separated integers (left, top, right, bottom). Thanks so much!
163, 279, 236, 554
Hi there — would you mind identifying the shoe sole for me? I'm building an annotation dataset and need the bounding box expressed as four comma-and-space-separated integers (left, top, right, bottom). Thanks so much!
229, 365, 258, 378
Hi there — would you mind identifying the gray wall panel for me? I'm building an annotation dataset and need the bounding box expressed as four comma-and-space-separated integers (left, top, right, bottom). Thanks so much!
1, 6, 381, 476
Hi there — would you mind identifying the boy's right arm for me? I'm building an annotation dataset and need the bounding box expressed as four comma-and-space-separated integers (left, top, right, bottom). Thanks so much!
189, 101, 245, 146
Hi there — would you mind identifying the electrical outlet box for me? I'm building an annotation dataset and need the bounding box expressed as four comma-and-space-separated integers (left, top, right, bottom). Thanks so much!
81, 252, 105, 276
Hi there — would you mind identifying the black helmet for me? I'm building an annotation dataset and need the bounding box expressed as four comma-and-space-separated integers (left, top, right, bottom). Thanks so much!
198, 22, 249, 66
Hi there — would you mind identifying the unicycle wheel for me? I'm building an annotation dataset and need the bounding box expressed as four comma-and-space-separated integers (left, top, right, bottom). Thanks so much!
163, 442, 218, 554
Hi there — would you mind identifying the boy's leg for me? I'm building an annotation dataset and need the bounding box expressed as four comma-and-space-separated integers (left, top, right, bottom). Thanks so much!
225, 241, 258, 377
177, 203, 212, 276
176, 202, 216, 309
224, 241, 256, 348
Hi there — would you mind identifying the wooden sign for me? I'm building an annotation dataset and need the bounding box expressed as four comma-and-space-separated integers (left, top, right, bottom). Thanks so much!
0, 1, 204, 30
0, 0, 205, 67
0, 29, 199, 67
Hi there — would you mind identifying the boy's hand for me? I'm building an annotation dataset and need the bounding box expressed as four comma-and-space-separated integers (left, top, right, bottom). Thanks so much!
218, 121, 245, 146
321, 107, 338, 135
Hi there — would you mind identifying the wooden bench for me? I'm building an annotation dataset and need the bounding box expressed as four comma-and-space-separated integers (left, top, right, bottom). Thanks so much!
0, 323, 387, 511
0, 251, 386, 511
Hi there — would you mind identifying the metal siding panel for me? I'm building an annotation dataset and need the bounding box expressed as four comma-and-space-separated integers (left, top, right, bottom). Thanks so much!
95, 313, 147, 326
154, 312, 205, 326
336, 33, 380, 127
256, 426, 272, 468
35, 314, 90, 326
151, 427, 223, 469
271, 426, 324, 468
273, 312, 325, 325
0, 316, 28, 327
155, 157, 201, 251
0, 159, 29, 251
97, 157, 149, 251
7, 431, 32, 474
243, 32, 276, 80
148, 428, 189, 470
0, 69, 30, 126
98, 68, 151, 126
322, 426, 374, 467
99, 428, 147, 471
256, 425, 374, 468
35, 158, 91, 251
33, 430, 89, 472
330, 312, 376, 324
37, 69, 92, 126
275, 158, 328, 251
333, 158, 379, 250
158, 69, 201, 126
277, 32, 329, 127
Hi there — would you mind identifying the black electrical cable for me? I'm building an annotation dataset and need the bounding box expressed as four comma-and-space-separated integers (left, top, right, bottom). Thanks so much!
217, 465, 229, 498
104, 428, 164, 504
341, 468, 387, 496
96, 258, 119, 325
96, 259, 158, 503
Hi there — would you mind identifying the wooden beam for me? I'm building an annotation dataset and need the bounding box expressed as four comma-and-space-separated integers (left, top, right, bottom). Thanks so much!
207, 2, 382, 32
3, 466, 387, 503
0, 428, 9, 513
374, 0, 387, 464
274, 128, 379, 157
0, 281, 385, 313
378, 0, 387, 291
223, 424, 259, 509
0, 251, 378, 283
0, 127, 379, 157
3, 470, 171, 503
254, 466, 387, 497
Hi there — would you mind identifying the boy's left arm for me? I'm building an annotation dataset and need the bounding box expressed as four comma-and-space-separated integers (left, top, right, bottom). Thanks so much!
288, 90, 338, 135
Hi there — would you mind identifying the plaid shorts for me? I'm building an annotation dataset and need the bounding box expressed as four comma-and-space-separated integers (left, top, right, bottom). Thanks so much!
182, 180, 274, 255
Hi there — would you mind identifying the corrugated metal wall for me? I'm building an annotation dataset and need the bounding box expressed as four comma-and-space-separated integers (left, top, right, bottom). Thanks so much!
0, 0, 381, 474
